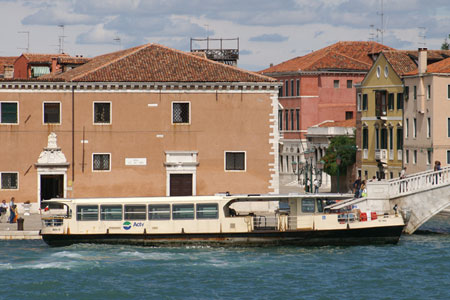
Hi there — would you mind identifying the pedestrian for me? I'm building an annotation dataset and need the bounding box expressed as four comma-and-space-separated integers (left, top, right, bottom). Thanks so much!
400, 167, 406, 179
313, 178, 319, 194
353, 176, 361, 198
360, 180, 367, 198
12, 205, 18, 223
0, 200, 7, 223
8, 197, 15, 223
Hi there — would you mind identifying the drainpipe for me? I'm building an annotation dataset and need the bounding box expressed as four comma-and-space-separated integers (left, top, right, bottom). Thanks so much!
72, 83, 76, 182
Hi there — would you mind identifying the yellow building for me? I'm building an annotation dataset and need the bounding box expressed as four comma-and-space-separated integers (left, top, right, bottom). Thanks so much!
356, 51, 416, 180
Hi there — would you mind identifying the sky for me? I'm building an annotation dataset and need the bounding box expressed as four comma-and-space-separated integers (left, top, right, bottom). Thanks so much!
1, 0, 450, 71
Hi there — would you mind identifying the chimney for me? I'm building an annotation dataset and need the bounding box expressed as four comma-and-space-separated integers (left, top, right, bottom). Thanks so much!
51, 57, 58, 74
418, 48, 427, 75
269, 63, 273, 67
3, 64, 14, 79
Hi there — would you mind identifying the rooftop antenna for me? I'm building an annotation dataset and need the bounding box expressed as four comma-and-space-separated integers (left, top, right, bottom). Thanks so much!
18, 31, 30, 53
418, 27, 427, 48
58, 24, 66, 53
113, 36, 122, 50
369, 25, 375, 42
376, 0, 384, 44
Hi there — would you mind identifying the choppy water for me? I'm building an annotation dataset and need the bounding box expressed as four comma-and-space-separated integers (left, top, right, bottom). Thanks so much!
1, 215, 449, 300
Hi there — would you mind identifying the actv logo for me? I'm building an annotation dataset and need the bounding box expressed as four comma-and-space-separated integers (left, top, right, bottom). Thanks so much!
123, 221, 132, 230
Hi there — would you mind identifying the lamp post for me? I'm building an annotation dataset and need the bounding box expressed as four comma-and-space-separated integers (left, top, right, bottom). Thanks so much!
292, 148, 324, 193
336, 155, 341, 193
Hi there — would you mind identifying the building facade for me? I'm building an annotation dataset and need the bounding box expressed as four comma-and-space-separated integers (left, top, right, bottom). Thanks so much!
0, 44, 280, 209
355, 51, 416, 180
403, 50, 450, 173
261, 41, 391, 189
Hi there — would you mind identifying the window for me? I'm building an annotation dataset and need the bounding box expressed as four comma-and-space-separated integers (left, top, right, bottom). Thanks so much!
414, 86, 417, 100
43, 102, 60, 124
291, 79, 294, 96
172, 102, 190, 124
405, 86, 409, 101
296, 79, 300, 96
375, 91, 387, 117
302, 199, 315, 213
381, 128, 387, 149
93, 153, 111, 171
448, 150, 450, 164
100, 205, 122, 220
196, 203, 218, 219
397, 128, 403, 150
334, 80, 339, 88
405, 118, 409, 139
362, 94, 368, 110
285, 80, 289, 97
278, 110, 283, 131
427, 150, 432, 165
448, 85, 450, 99
347, 80, 352, 88
376, 66, 381, 78
390, 172, 393, 179
124, 205, 146, 220
0, 102, 18, 124
406, 149, 409, 164
448, 118, 450, 138
77, 205, 98, 221
94, 102, 111, 124
148, 204, 171, 220
172, 204, 194, 220
397, 93, 403, 110
225, 152, 245, 171
285, 110, 288, 130
427, 85, 431, 99
290, 109, 294, 130
427, 117, 431, 138
345, 111, 353, 120
388, 93, 394, 110
389, 127, 393, 150
296, 109, 300, 130
362, 128, 368, 149
384, 66, 389, 78
278, 85, 282, 98
357, 93, 362, 111
413, 150, 417, 164
375, 127, 380, 150
413, 118, 417, 138
1, 172, 18, 189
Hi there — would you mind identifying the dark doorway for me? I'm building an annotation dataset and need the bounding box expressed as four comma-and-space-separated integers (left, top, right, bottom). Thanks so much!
170, 174, 193, 196
40, 175, 64, 208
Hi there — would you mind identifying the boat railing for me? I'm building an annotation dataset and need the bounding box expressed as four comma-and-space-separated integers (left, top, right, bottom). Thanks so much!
42, 217, 65, 227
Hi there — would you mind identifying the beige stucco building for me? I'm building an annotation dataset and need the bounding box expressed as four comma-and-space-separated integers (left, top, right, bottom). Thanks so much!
403, 49, 450, 173
0, 44, 280, 208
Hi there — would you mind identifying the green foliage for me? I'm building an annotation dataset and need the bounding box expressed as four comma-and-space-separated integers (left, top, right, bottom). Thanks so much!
321, 136, 356, 176
441, 34, 450, 50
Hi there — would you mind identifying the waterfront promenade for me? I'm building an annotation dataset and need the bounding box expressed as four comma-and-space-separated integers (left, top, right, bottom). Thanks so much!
0, 213, 41, 240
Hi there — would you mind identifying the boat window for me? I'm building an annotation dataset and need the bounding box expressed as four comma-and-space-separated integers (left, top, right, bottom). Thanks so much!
148, 204, 171, 220
196, 203, 218, 219
77, 205, 99, 221
124, 205, 146, 220
316, 199, 324, 213
100, 205, 122, 221
172, 204, 194, 220
301, 199, 315, 213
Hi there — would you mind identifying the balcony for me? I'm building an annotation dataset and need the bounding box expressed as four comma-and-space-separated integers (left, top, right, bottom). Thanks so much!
375, 149, 388, 162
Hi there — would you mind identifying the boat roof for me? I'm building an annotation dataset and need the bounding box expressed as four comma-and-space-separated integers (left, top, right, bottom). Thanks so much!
42, 193, 353, 205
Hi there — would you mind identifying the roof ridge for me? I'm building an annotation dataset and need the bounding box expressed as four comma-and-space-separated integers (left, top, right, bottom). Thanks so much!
329, 50, 372, 67
151, 43, 276, 82
69, 44, 149, 81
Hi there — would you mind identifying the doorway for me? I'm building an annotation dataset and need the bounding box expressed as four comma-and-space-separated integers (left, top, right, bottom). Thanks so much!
40, 174, 64, 208
170, 174, 193, 196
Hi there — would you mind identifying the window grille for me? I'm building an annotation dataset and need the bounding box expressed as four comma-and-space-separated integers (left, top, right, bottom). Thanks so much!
226, 152, 245, 171
173, 102, 189, 123
44, 103, 60, 123
93, 154, 110, 171
94, 103, 111, 123
1, 173, 18, 189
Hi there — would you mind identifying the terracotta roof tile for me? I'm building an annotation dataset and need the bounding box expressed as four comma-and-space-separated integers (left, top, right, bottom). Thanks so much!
21, 53, 70, 64
382, 51, 417, 75
50, 43, 275, 83
406, 57, 450, 75
0, 56, 17, 74
260, 41, 394, 74
57, 57, 90, 64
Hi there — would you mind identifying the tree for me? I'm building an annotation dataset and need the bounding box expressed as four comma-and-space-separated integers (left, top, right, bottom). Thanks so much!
322, 136, 356, 176
441, 34, 450, 50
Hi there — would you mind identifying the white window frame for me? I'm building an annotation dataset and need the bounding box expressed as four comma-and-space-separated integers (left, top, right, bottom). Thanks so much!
93, 101, 112, 125
357, 93, 362, 112
0, 171, 19, 190
43, 101, 62, 125
0, 101, 19, 125
376, 66, 381, 78
224, 151, 246, 172
333, 80, 339, 88
92, 153, 111, 172
171, 101, 191, 125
